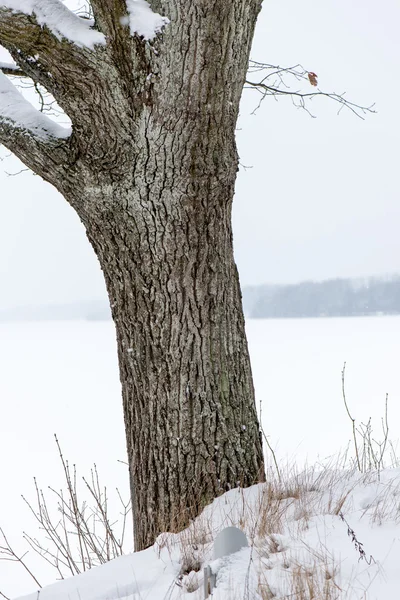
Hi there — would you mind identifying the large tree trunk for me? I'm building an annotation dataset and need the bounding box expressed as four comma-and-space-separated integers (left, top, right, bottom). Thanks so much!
84, 162, 264, 550
0, 0, 265, 551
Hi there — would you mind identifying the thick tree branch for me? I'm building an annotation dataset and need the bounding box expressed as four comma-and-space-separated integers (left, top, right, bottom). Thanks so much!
0, 71, 71, 187
89, 0, 167, 40
0, 119, 71, 188
88, 0, 149, 98
0, 5, 105, 117
0, 2, 104, 49
89, 0, 128, 37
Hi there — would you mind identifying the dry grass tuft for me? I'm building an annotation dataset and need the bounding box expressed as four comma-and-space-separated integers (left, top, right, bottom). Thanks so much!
290, 562, 342, 600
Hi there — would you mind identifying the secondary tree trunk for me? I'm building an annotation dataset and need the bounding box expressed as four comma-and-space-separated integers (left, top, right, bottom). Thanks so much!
0, 0, 265, 551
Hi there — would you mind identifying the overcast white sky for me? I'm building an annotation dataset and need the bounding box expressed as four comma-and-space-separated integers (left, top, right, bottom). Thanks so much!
0, 0, 399, 310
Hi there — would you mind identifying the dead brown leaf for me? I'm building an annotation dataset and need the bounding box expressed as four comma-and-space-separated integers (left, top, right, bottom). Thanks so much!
308, 72, 318, 87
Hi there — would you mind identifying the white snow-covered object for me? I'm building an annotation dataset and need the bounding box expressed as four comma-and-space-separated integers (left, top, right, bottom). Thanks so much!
125, 0, 169, 40
0, 0, 105, 48
204, 527, 249, 598
212, 526, 248, 560
0, 70, 71, 139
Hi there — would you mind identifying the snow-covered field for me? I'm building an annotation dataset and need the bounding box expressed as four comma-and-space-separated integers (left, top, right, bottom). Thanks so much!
1, 316, 400, 598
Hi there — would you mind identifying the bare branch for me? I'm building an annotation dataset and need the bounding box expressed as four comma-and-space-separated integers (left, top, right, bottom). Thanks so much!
245, 61, 376, 119
0, 527, 42, 588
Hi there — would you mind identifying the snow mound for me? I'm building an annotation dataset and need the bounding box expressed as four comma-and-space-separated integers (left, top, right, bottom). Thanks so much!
16, 467, 400, 600
0, 0, 105, 49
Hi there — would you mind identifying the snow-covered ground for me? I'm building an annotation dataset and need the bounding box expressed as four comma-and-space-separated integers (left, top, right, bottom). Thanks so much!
1, 316, 400, 598
15, 467, 400, 600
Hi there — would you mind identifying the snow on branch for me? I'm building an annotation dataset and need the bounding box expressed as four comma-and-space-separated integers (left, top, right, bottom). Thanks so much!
0, 0, 105, 49
0, 70, 70, 140
0, 70, 71, 188
124, 0, 169, 41
0, 60, 24, 76
0, 5, 104, 122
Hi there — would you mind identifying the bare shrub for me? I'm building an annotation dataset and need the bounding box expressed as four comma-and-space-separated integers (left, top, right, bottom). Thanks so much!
0, 435, 131, 595
341, 362, 392, 474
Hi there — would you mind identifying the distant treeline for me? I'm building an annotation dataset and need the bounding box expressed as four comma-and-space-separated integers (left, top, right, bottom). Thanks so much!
2, 276, 400, 322
242, 276, 400, 319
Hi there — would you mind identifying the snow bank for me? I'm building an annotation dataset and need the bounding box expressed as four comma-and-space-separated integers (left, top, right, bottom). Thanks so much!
17, 549, 180, 600
125, 0, 169, 41
0, 0, 105, 49
15, 467, 400, 600
0, 71, 71, 139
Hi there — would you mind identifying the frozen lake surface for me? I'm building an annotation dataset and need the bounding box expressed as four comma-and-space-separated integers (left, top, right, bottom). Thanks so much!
1, 316, 399, 596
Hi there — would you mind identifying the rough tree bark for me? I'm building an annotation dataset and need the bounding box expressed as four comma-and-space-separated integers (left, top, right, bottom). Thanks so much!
0, 0, 265, 550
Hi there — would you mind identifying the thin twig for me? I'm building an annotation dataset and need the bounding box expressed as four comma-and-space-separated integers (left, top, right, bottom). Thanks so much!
0, 527, 42, 587
245, 61, 375, 119
259, 399, 281, 481
342, 363, 361, 471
